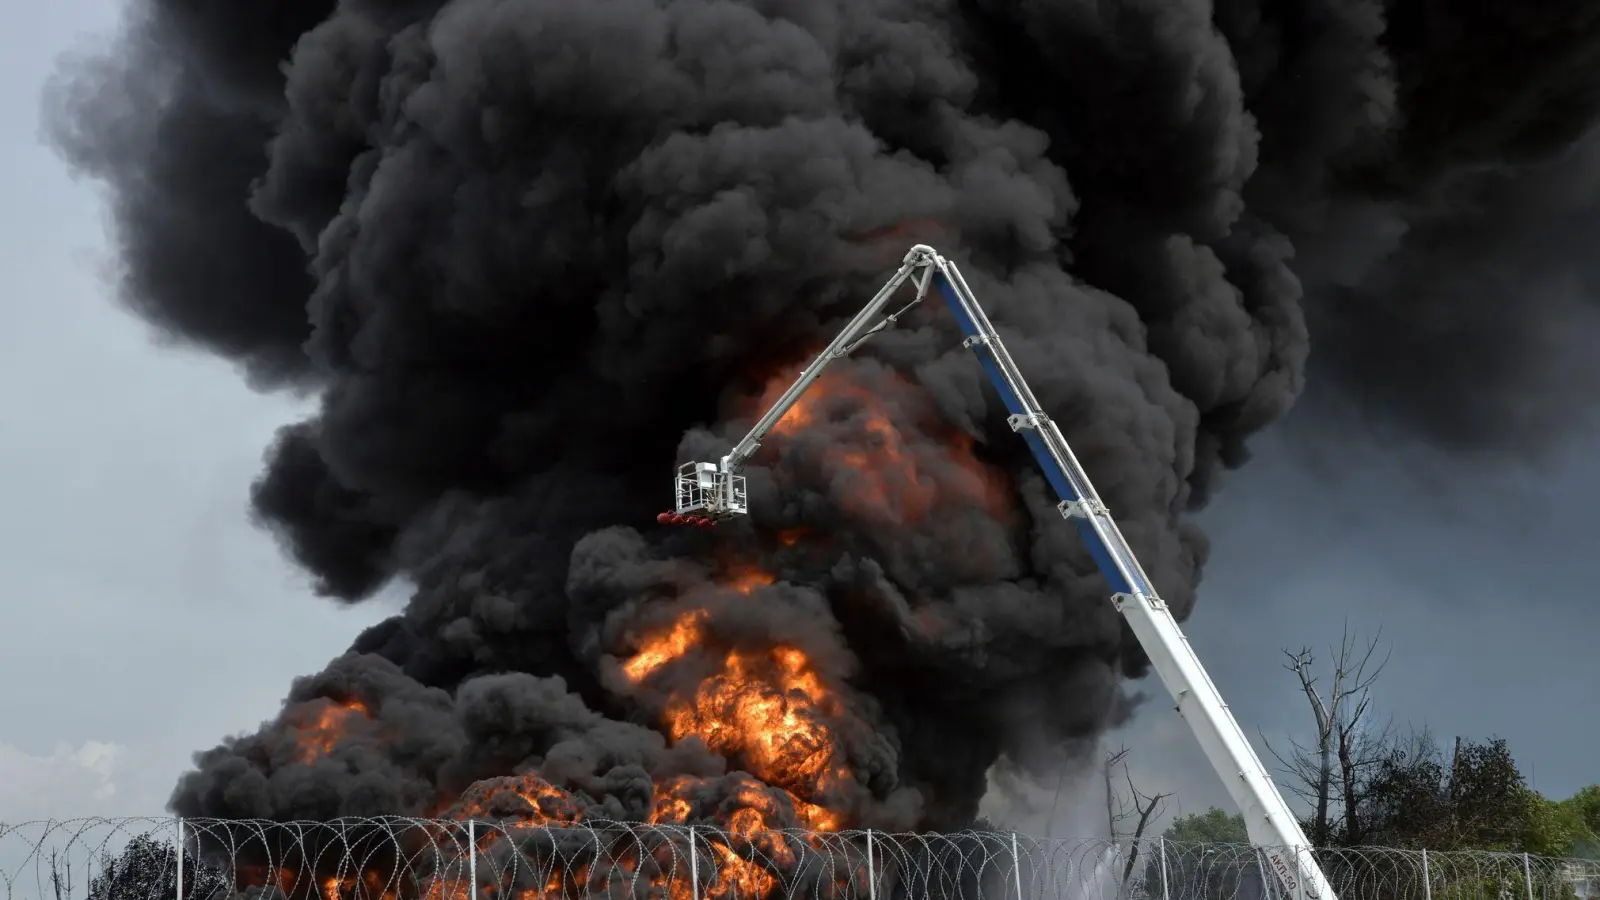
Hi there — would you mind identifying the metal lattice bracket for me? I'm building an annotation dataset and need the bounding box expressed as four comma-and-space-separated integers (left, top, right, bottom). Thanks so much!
1007, 412, 1051, 432
1113, 590, 1167, 612
1057, 498, 1108, 519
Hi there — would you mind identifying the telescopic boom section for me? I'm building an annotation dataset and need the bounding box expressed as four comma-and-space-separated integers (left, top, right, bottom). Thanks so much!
657, 253, 933, 528
664, 245, 1335, 900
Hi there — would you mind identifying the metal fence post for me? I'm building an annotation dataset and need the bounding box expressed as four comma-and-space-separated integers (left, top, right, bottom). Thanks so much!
467, 820, 476, 900
1422, 849, 1432, 900
1524, 852, 1535, 900
174, 817, 184, 900
689, 826, 698, 900
1011, 832, 1025, 900
1158, 837, 1170, 900
866, 829, 877, 900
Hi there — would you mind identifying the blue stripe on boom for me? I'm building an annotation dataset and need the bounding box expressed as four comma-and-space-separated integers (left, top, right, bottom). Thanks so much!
933, 269, 1145, 598
972, 348, 1027, 417
1017, 428, 1077, 502
1074, 518, 1139, 594
934, 275, 979, 334
933, 274, 979, 337
934, 276, 1027, 415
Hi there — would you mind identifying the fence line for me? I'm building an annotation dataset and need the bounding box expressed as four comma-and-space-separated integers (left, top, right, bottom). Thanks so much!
1, 818, 1595, 900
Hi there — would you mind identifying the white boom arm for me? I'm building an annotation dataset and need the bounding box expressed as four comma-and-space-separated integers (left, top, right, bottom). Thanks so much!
658, 253, 935, 528
665, 245, 1334, 900
723, 255, 935, 475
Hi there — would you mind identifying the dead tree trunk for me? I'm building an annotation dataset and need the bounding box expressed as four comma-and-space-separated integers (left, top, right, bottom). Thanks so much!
1103, 746, 1172, 892
1268, 623, 1390, 846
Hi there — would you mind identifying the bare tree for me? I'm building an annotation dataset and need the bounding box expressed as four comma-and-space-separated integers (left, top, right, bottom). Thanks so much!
1105, 746, 1131, 839
1265, 623, 1392, 846
49, 849, 71, 900
1103, 746, 1173, 888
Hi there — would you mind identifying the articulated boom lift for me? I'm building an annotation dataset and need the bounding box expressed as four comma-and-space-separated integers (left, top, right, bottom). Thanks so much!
663, 245, 1334, 900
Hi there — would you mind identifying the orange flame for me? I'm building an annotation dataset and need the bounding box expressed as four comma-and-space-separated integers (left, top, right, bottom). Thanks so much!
248, 572, 872, 900
437, 772, 805, 900
623, 580, 851, 833
238, 768, 837, 900
661, 641, 848, 831
725, 563, 776, 595
623, 610, 708, 683
445, 772, 587, 825
760, 367, 1010, 525
235, 864, 402, 900
648, 775, 698, 825
652, 775, 809, 897
290, 698, 371, 764
319, 870, 399, 900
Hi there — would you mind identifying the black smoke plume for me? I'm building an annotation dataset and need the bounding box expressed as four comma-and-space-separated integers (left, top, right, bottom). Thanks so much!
43, 0, 1600, 844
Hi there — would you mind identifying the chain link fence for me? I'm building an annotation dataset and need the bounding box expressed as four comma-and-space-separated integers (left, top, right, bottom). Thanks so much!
1, 818, 1594, 900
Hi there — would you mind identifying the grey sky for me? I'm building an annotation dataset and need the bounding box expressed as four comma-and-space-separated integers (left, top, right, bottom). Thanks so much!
2, 0, 1594, 835
0, 1, 395, 822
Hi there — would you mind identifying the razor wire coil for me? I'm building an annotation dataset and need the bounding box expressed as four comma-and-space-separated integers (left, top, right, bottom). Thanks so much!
1, 818, 1594, 900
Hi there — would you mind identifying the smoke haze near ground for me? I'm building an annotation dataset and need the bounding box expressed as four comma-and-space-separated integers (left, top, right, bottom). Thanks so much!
40, 0, 1600, 837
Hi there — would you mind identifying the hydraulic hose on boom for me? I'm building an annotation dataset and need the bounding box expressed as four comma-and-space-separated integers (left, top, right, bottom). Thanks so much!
661, 245, 1333, 900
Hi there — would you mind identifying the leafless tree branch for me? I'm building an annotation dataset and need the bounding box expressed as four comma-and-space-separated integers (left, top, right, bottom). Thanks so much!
1265, 622, 1393, 846
1101, 746, 1172, 892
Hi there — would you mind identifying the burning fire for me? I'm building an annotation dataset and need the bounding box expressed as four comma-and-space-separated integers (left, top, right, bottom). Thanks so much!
238, 767, 826, 900
236, 864, 404, 900
446, 772, 587, 825
254, 566, 856, 899
725, 563, 777, 595
620, 567, 771, 683
622, 609, 709, 684
760, 366, 1010, 525
260, 566, 851, 899
290, 698, 371, 764
658, 642, 847, 832
622, 572, 851, 834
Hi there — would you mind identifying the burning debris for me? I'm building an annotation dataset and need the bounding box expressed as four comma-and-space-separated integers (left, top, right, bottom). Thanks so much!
621, 599, 851, 832
42, 0, 1600, 896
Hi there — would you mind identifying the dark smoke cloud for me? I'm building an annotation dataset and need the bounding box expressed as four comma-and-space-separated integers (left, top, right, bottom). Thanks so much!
44, 1, 328, 388
1213, 0, 1600, 450
43, 0, 1600, 832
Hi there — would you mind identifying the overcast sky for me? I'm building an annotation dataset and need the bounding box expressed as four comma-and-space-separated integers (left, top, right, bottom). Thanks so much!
2, 0, 1594, 838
